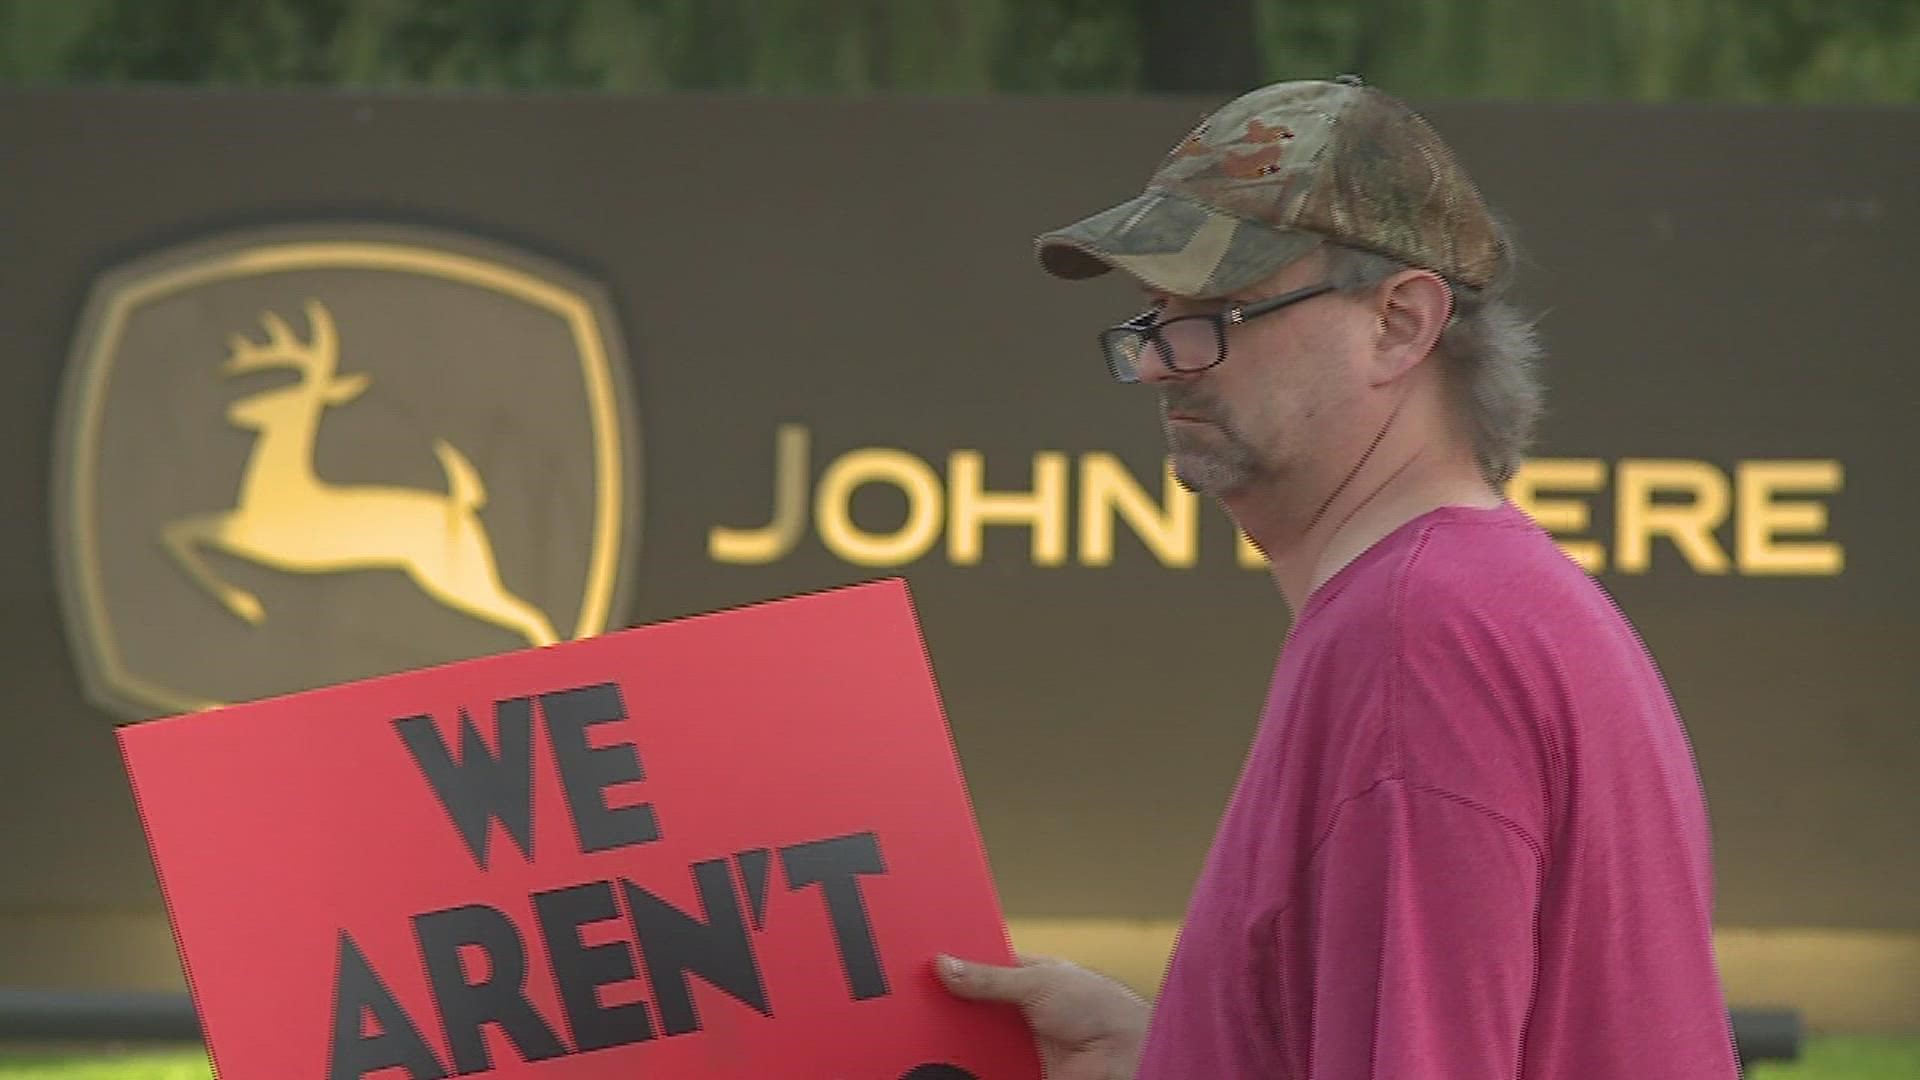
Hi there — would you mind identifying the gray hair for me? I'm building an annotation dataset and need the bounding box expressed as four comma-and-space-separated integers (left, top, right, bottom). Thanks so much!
1319, 240, 1545, 485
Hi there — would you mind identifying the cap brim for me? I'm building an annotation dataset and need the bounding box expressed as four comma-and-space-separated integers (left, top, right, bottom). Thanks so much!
1035, 190, 1323, 299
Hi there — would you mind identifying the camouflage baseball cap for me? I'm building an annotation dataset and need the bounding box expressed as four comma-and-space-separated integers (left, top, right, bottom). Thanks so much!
1037, 75, 1508, 298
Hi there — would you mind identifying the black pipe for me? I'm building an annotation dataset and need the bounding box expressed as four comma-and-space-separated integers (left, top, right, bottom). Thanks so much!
0, 989, 1805, 1067
0, 988, 201, 1042
1732, 1007, 1803, 1068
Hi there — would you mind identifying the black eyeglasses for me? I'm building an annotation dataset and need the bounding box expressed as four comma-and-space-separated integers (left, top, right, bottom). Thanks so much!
1098, 281, 1338, 383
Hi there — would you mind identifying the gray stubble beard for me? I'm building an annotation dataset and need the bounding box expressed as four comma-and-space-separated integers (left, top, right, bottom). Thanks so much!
1165, 418, 1271, 498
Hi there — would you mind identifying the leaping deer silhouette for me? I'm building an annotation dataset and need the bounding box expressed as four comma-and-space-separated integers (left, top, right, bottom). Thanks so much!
161, 299, 560, 648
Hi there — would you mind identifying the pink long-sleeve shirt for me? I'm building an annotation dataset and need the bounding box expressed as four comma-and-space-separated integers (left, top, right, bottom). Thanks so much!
1135, 502, 1740, 1079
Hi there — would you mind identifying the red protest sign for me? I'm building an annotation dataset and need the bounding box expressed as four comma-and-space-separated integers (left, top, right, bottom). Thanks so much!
118, 578, 1040, 1080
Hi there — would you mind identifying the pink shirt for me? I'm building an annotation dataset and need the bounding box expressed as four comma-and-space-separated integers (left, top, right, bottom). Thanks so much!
1135, 503, 1740, 1079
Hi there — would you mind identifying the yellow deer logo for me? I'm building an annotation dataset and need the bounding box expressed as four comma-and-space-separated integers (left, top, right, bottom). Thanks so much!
160, 299, 560, 647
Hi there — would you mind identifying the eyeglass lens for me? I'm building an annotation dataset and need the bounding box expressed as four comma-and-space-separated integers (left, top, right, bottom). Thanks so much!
1103, 316, 1225, 380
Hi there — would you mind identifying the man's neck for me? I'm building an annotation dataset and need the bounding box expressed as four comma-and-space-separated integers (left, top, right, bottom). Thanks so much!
1227, 438, 1502, 613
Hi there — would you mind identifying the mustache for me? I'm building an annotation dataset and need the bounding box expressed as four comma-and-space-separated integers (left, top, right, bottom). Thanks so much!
1159, 385, 1222, 421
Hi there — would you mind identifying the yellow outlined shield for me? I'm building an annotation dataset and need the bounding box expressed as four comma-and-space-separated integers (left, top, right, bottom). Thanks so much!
53, 223, 642, 720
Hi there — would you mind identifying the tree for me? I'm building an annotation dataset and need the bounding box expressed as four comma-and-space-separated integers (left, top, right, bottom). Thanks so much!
1140, 0, 1260, 93
1, 0, 1915, 103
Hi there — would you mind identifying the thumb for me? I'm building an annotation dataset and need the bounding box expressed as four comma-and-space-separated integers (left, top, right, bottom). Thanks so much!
933, 954, 1044, 1005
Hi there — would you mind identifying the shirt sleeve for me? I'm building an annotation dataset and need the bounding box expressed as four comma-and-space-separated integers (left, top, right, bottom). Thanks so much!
1290, 778, 1544, 1079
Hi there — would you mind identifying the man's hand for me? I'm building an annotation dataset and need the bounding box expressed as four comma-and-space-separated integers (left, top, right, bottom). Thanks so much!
934, 952, 1150, 1080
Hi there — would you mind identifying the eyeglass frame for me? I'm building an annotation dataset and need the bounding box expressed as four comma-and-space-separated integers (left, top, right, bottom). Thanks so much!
1098, 281, 1339, 384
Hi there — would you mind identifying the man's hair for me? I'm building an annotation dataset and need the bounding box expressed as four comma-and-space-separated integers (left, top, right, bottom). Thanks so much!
1320, 237, 1545, 485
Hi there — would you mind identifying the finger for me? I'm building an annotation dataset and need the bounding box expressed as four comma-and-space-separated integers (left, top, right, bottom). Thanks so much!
933, 954, 1044, 1004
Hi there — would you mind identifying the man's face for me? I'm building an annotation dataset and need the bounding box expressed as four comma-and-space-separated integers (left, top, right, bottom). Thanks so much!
1133, 252, 1377, 500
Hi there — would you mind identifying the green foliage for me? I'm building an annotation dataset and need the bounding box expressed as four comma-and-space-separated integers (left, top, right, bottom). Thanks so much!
9, 1038, 1915, 1079
0, 0, 1915, 101
0, 1052, 211, 1080
1750, 1036, 1920, 1079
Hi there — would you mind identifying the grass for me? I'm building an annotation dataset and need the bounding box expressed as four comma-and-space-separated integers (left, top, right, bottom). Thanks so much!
1747, 1036, 1920, 1079
0, 1053, 208, 1080
0, 1037, 1916, 1078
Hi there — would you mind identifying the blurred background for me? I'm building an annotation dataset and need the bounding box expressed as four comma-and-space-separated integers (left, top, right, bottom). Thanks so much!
7, 0, 1920, 99
2, 1, 1917, 1078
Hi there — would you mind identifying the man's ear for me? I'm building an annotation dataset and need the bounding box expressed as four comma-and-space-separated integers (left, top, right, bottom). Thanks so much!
1368, 270, 1452, 385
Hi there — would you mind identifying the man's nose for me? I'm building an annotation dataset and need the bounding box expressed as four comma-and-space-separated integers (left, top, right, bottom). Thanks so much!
1134, 344, 1188, 386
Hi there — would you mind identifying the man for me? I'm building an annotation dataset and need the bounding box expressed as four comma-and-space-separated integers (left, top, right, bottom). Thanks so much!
935, 76, 1740, 1079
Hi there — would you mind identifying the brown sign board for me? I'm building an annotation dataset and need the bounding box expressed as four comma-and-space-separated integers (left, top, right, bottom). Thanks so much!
0, 90, 1914, 957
